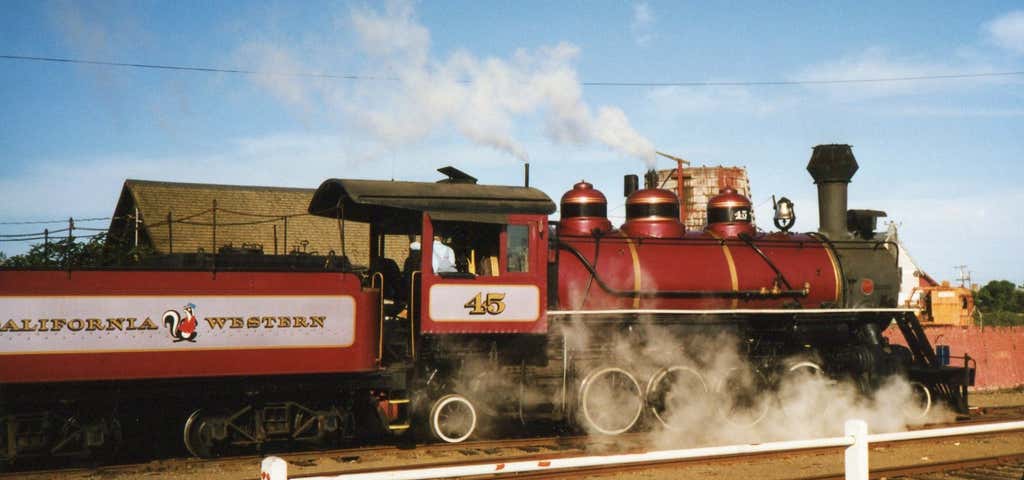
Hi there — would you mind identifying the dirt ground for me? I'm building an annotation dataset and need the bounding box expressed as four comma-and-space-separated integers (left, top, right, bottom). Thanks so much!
968, 386, 1024, 408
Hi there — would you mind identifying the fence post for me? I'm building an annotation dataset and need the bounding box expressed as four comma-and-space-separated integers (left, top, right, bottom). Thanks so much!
66, 217, 74, 270
844, 419, 868, 480
260, 456, 287, 480
212, 200, 218, 273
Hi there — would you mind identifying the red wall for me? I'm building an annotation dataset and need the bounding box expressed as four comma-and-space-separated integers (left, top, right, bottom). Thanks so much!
884, 325, 1024, 390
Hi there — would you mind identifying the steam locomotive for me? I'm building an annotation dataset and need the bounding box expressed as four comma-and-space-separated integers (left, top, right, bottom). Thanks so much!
0, 144, 973, 464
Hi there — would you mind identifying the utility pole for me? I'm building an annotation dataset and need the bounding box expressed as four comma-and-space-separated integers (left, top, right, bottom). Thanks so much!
953, 265, 971, 288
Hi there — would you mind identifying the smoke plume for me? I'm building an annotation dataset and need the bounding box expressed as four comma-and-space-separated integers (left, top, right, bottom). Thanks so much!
238, 0, 657, 166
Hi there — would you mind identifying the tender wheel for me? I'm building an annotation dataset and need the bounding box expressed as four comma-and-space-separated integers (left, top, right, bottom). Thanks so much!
85, 416, 123, 458
645, 365, 708, 430
429, 395, 477, 443
578, 367, 643, 436
715, 367, 770, 428
183, 409, 222, 458
903, 381, 932, 420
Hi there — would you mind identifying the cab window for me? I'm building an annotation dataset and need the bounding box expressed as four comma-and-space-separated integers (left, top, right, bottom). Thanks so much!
433, 220, 501, 276
507, 224, 530, 273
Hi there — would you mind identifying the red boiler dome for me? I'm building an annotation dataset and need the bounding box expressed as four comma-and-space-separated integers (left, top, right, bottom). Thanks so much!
558, 180, 613, 236
705, 187, 755, 237
621, 188, 684, 238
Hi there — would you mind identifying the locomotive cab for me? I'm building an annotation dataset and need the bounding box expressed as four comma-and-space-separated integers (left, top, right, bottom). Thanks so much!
308, 169, 557, 344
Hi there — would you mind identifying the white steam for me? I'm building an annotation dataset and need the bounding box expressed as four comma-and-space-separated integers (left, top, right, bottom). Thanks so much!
238, 0, 657, 165
559, 318, 954, 448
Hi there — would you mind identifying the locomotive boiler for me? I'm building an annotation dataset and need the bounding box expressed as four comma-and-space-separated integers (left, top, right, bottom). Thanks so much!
0, 144, 973, 465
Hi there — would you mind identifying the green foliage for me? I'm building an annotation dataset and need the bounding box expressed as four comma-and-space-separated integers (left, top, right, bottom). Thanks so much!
976, 280, 1021, 311
979, 310, 1024, 327
975, 279, 1024, 327
0, 233, 155, 269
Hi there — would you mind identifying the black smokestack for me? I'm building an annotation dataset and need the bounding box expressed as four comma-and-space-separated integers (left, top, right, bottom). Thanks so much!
524, 162, 530, 188
806, 144, 859, 239
624, 174, 639, 197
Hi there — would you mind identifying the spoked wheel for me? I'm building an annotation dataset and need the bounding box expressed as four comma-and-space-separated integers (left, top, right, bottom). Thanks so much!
786, 361, 824, 378
578, 367, 643, 436
715, 367, 770, 428
779, 361, 829, 418
903, 381, 932, 420
645, 365, 709, 430
183, 409, 223, 458
429, 395, 477, 443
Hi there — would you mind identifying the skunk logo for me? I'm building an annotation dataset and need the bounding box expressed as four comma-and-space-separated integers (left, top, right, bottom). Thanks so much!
163, 303, 199, 342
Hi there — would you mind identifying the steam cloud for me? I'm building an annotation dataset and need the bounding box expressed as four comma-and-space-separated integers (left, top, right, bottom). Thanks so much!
559, 318, 954, 448
239, 0, 657, 166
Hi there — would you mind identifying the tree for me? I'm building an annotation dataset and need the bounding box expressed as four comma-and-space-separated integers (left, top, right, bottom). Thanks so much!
0, 233, 151, 268
975, 280, 1018, 312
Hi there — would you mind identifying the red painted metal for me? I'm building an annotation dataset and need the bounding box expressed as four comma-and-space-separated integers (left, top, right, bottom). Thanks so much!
558, 181, 612, 236
704, 187, 756, 238
420, 213, 549, 334
558, 231, 839, 310
861, 278, 875, 296
0, 270, 380, 383
621, 188, 685, 238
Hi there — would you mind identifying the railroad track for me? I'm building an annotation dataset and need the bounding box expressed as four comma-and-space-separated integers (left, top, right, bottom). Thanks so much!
7, 407, 1024, 479
886, 459, 1024, 480
288, 426, 1024, 480
799, 455, 1024, 480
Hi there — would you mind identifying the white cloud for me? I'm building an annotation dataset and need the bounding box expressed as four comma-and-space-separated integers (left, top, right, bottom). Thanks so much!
235, 0, 657, 166
647, 85, 776, 115
792, 47, 1000, 101
0, 133, 375, 220
882, 192, 1024, 285
986, 10, 1024, 54
631, 2, 655, 46
866, 105, 1024, 117
350, 0, 431, 67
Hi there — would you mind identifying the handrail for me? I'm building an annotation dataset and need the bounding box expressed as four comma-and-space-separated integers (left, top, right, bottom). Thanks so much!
408, 271, 420, 359
261, 419, 1024, 480
371, 272, 384, 363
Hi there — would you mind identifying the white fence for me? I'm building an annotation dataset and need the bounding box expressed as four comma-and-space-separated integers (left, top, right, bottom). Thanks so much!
260, 419, 1024, 480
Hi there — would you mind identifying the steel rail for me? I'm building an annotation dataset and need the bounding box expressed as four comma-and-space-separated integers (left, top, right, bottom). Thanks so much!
262, 420, 1024, 480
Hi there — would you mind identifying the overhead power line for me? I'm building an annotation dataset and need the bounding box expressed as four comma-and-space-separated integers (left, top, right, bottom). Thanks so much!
0, 54, 392, 81
0, 216, 112, 225
3, 54, 1023, 87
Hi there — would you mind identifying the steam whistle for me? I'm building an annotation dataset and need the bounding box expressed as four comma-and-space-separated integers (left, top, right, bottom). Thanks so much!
644, 169, 659, 189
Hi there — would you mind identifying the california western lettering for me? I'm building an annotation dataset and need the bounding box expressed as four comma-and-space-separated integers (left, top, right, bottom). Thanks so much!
0, 317, 159, 333
204, 316, 326, 329
1, 315, 326, 333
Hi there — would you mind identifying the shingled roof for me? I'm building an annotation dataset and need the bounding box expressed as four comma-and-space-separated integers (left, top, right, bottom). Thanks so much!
107, 179, 398, 266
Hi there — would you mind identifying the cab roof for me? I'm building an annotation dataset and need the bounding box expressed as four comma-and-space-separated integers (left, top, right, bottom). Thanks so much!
308, 178, 556, 225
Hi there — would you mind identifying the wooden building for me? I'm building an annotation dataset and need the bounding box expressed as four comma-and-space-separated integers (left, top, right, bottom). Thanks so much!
656, 166, 752, 231
106, 179, 408, 268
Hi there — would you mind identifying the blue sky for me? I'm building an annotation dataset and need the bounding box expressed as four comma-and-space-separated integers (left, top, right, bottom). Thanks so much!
1, 1, 1022, 285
